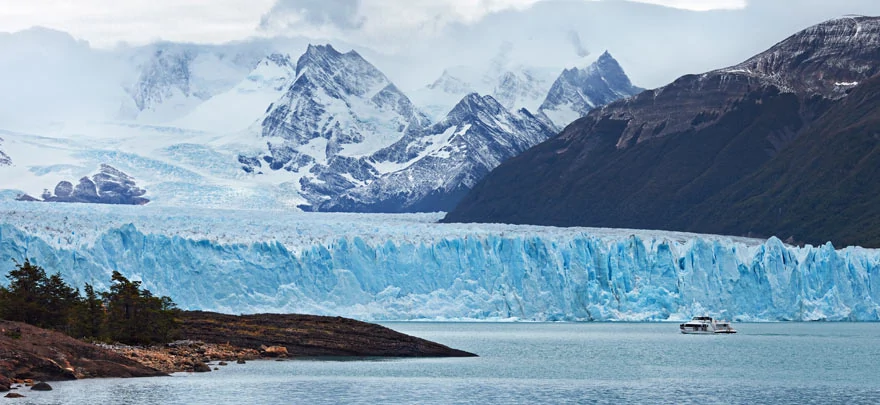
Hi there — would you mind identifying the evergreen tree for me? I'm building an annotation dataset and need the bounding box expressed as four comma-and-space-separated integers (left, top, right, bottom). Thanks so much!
1, 261, 179, 345
43, 272, 80, 332
71, 283, 106, 339
0, 259, 53, 327
103, 271, 179, 345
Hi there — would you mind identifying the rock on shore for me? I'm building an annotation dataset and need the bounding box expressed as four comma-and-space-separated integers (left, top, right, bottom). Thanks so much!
0, 320, 166, 385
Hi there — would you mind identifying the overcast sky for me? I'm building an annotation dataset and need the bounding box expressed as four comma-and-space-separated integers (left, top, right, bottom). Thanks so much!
1, 0, 879, 89
0, 1, 748, 47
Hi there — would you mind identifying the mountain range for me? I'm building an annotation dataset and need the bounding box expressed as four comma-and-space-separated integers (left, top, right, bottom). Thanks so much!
444, 16, 880, 248
0, 35, 640, 213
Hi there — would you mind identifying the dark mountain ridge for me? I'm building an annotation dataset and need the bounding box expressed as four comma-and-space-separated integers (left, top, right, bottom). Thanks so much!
444, 16, 880, 247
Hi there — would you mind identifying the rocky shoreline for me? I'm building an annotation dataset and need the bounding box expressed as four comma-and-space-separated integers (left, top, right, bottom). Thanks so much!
0, 320, 165, 392
1, 311, 475, 392
99, 340, 261, 374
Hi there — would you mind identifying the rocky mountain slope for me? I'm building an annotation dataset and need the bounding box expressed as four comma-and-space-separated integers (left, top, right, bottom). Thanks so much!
444, 16, 880, 247
322, 94, 555, 212
239, 45, 559, 213
687, 73, 880, 247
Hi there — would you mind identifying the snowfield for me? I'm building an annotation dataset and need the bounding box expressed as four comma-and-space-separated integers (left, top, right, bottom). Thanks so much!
1, 201, 877, 322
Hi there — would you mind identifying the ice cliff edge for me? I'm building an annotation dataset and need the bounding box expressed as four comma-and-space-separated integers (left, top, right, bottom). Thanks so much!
0, 204, 877, 321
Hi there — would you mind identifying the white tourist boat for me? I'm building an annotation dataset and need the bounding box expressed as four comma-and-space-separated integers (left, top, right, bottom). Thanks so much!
679, 316, 737, 334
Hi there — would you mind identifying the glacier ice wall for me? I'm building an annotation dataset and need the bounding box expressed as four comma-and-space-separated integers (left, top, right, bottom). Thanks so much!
0, 202, 878, 321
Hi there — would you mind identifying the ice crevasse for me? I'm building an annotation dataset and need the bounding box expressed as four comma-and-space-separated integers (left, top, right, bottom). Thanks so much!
0, 202, 878, 321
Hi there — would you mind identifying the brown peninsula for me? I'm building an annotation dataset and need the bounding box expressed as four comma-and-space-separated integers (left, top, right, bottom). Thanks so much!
0, 311, 476, 390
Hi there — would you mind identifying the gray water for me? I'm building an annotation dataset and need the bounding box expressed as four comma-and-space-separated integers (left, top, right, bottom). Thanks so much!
5, 323, 880, 404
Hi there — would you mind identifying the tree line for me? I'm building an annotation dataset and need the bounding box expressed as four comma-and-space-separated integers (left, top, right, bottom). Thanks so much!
0, 259, 179, 345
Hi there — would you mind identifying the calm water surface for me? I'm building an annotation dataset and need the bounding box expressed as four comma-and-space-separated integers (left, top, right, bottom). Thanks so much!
6, 323, 880, 404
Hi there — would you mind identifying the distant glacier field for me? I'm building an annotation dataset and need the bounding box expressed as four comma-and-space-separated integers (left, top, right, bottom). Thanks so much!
0, 201, 878, 321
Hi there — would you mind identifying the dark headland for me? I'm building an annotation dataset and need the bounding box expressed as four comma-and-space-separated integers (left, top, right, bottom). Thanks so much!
0, 311, 475, 391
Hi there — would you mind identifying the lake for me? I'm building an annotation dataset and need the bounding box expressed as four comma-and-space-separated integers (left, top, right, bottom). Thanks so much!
7, 322, 880, 404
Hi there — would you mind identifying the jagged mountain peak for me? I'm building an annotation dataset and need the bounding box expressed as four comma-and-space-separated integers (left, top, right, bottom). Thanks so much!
451, 93, 504, 114
296, 44, 367, 75
593, 51, 624, 73
292, 43, 391, 99
296, 44, 343, 71
538, 50, 643, 128
253, 43, 431, 209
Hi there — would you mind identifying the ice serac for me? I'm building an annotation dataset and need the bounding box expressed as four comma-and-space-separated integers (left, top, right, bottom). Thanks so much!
1, 203, 878, 322
538, 51, 643, 129
251, 44, 430, 209
322, 94, 556, 212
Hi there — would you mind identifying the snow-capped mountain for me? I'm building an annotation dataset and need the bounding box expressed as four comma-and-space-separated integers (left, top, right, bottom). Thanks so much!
244, 44, 430, 209
323, 93, 556, 212
1, 41, 563, 213
538, 51, 644, 129
172, 53, 297, 133
121, 43, 269, 123
239, 45, 557, 212
0, 32, 639, 214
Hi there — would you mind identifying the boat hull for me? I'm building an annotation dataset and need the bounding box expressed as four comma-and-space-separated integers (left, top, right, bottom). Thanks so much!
680, 328, 738, 334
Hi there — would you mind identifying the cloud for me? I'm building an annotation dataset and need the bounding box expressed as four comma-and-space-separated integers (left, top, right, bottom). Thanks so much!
626, 0, 747, 11
566, 30, 591, 58
0, 0, 277, 47
259, 0, 364, 32
257, 0, 543, 47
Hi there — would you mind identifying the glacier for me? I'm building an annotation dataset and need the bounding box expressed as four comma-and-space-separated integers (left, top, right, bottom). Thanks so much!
0, 201, 878, 322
